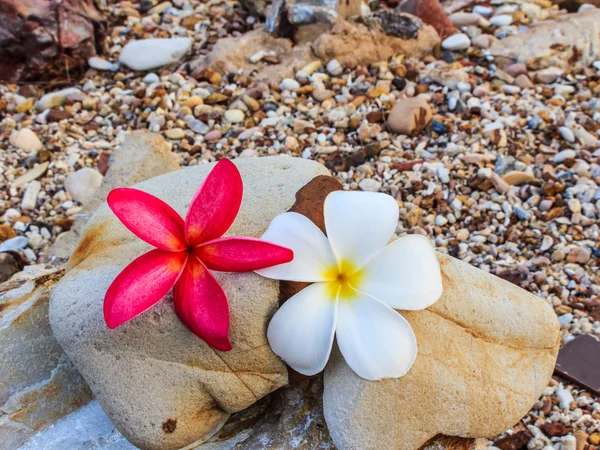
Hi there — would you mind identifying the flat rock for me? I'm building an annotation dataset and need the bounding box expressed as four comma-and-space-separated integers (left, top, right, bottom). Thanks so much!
488, 9, 600, 70
324, 254, 560, 450
49, 157, 330, 450
119, 38, 192, 71
0, 265, 92, 450
312, 15, 440, 67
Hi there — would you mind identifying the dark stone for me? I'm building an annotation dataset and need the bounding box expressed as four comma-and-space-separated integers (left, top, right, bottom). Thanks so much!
555, 334, 600, 395
0, 252, 20, 283
47, 109, 73, 122
540, 422, 569, 437
494, 429, 533, 450
431, 120, 447, 134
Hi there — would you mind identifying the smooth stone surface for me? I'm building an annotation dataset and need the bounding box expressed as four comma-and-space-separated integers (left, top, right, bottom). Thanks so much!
489, 14, 512, 26
50, 157, 330, 450
0, 265, 92, 450
442, 33, 471, 51
119, 38, 192, 71
536, 66, 563, 84
64, 168, 104, 205
449, 12, 483, 27
9, 129, 42, 151
324, 254, 560, 450
88, 56, 118, 71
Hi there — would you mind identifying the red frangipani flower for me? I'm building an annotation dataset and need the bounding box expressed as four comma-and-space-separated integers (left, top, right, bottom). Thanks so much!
104, 159, 293, 351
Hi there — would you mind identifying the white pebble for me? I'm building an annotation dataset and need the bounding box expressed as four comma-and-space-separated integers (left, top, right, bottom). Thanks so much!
280, 78, 300, 91
442, 33, 471, 51
556, 384, 575, 410
359, 178, 382, 192
88, 56, 118, 71
0, 236, 29, 252
21, 181, 41, 210
119, 38, 192, 71
473, 5, 493, 16
559, 126, 575, 143
142, 73, 160, 84
224, 109, 245, 123
490, 15, 513, 27
327, 59, 343, 76
553, 149, 576, 163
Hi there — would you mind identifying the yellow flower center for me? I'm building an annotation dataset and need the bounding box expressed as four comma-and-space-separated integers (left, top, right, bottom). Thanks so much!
323, 259, 364, 302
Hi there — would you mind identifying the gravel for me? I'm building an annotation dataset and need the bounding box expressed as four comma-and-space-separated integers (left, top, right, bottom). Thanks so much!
1, 0, 599, 447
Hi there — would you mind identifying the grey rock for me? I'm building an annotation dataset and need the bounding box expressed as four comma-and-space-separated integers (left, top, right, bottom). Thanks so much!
65, 168, 104, 205
0, 236, 28, 252
50, 157, 330, 450
0, 265, 92, 450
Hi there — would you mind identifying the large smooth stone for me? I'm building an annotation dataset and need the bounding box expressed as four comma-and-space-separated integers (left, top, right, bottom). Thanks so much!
324, 253, 560, 450
119, 38, 192, 71
49, 157, 330, 450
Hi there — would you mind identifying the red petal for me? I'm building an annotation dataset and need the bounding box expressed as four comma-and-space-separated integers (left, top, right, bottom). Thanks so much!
108, 188, 186, 252
104, 249, 187, 329
196, 237, 294, 272
185, 159, 243, 247
173, 255, 232, 351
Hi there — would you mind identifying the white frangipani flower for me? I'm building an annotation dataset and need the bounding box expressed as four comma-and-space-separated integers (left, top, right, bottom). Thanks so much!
257, 191, 443, 381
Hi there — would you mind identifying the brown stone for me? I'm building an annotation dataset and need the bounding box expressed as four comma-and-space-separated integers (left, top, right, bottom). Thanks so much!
0, 224, 16, 242
47, 109, 73, 122
0, 0, 107, 82
540, 422, 569, 437
494, 429, 533, 450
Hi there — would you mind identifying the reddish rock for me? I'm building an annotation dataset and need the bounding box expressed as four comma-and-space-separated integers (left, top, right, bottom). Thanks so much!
47, 109, 73, 122
540, 422, 569, 437
278, 175, 342, 383
494, 430, 533, 450
392, 160, 425, 171
397, 0, 455, 39
0, 0, 107, 82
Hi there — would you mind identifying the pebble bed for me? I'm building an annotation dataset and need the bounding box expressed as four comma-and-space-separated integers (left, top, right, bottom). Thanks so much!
1, 0, 600, 448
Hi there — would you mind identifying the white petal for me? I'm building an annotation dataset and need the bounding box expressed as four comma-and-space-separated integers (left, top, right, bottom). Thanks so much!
256, 212, 337, 282
359, 234, 443, 310
267, 282, 337, 375
336, 291, 416, 380
324, 191, 399, 270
